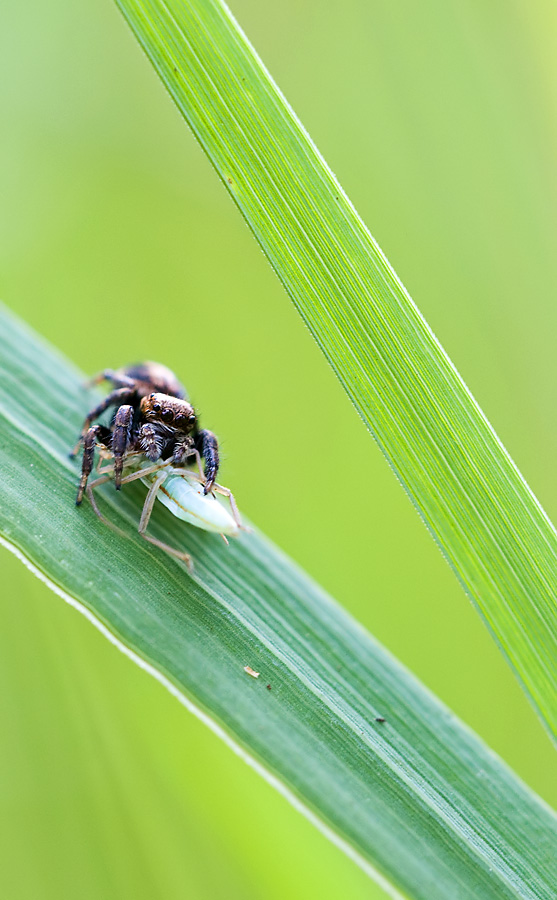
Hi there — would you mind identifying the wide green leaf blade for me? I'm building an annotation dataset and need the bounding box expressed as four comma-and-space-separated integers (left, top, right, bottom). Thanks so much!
112, 0, 557, 739
0, 307, 555, 899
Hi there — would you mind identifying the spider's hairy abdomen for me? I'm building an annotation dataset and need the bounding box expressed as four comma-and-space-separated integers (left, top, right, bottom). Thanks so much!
120, 362, 186, 399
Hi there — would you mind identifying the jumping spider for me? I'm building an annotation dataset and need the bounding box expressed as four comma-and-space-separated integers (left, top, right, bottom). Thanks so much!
72, 362, 219, 504
71, 362, 239, 565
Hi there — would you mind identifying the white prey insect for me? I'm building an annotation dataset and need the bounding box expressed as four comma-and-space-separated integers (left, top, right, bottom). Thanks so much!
86, 454, 241, 570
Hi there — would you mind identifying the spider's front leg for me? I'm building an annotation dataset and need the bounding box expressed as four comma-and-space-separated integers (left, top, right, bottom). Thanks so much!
70, 386, 134, 457
112, 404, 134, 489
76, 424, 108, 505
195, 429, 220, 494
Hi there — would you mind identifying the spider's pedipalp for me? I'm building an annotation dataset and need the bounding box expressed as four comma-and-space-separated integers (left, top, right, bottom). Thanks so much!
139, 422, 162, 461
172, 438, 196, 466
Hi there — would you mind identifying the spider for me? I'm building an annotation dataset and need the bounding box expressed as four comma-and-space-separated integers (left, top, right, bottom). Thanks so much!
70, 362, 238, 565
72, 362, 219, 505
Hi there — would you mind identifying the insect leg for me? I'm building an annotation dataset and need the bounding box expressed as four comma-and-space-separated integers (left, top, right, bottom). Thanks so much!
112, 404, 134, 489
85, 475, 129, 539
95, 457, 174, 482
116, 460, 175, 483
213, 482, 242, 529
192, 447, 205, 479
70, 386, 134, 457
137, 472, 193, 570
84, 460, 174, 535
195, 429, 219, 494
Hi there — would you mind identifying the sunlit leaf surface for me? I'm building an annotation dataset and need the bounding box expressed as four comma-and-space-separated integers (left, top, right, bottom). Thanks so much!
114, 0, 557, 740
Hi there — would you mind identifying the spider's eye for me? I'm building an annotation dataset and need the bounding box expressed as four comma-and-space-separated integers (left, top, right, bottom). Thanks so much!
152, 401, 161, 413
161, 407, 174, 423
174, 413, 189, 429
188, 414, 196, 426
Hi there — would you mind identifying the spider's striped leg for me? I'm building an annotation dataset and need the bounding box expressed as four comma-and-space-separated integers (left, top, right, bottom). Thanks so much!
76, 425, 104, 505
112, 404, 134, 489
195, 429, 219, 494
70, 386, 133, 457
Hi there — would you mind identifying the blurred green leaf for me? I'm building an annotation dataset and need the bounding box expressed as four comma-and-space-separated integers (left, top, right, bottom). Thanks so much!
1, 307, 556, 899
114, 0, 557, 740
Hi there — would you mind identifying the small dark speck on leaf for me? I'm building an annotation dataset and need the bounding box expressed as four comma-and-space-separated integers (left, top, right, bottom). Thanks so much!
375, 716, 386, 723
266, 684, 272, 691
227, 177, 233, 185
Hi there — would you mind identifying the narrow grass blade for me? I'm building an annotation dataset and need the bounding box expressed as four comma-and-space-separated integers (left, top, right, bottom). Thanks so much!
0, 306, 555, 899
112, 0, 557, 739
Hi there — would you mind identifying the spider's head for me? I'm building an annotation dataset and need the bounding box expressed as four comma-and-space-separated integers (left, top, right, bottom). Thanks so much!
141, 393, 197, 433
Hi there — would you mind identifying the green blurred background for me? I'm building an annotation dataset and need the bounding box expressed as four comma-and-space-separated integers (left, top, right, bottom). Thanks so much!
1, 1, 556, 897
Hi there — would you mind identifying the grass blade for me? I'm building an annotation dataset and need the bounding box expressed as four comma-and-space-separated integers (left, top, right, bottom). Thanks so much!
113, 0, 557, 739
0, 306, 555, 899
